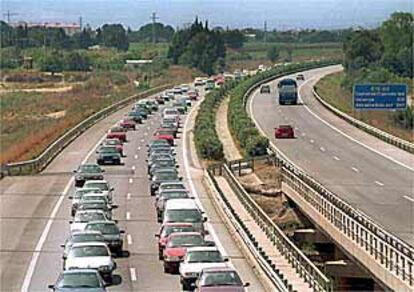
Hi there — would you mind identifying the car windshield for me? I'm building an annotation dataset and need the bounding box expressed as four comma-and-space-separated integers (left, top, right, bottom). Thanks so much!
99, 146, 118, 154
72, 233, 104, 243
168, 235, 203, 247
86, 223, 119, 234
153, 161, 175, 168
110, 127, 124, 132
57, 272, 102, 288
200, 271, 242, 287
74, 189, 100, 199
154, 172, 178, 181
156, 130, 171, 136
165, 210, 202, 223
105, 140, 121, 146
162, 226, 195, 237
75, 212, 107, 222
165, 109, 178, 115
150, 140, 169, 146
80, 202, 107, 210
82, 196, 106, 203
84, 182, 109, 191
69, 245, 109, 257
161, 191, 188, 200
161, 184, 185, 191
187, 250, 223, 263
78, 165, 101, 173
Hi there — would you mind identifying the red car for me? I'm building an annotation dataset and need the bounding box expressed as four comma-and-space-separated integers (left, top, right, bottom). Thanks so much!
155, 223, 196, 260
274, 125, 294, 139
119, 118, 136, 130
163, 232, 205, 273
154, 129, 174, 146
107, 126, 127, 142
102, 138, 124, 156
188, 90, 198, 101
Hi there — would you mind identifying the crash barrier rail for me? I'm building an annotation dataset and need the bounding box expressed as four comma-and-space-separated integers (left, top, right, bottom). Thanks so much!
226, 153, 414, 289
1, 84, 171, 177
313, 87, 414, 154
239, 62, 413, 289
205, 168, 289, 292
209, 163, 332, 292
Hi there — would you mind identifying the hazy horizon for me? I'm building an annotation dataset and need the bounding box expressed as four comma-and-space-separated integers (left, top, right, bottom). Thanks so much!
1, 0, 412, 30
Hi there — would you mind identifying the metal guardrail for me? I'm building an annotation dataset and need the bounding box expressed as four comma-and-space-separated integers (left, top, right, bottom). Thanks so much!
1, 84, 171, 177
205, 168, 289, 292
238, 65, 414, 288
313, 87, 414, 154
210, 163, 332, 292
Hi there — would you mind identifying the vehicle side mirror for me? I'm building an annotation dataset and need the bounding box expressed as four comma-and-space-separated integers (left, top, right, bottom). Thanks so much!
62, 255, 67, 259
179, 177, 183, 181
60, 244, 65, 248
175, 165, 179, 168
111, 205, 118, 209
205, 240, 215, 247
224, 257, 229, 262
68, 196, 73, 199
203, 217, 208, 222
101, 169, 105, 172
120, 230, 125, 234
69, 220, 73, 224
244, 282, 250, 287
155, 233, 160, 238
72, 170, 77, 173
114, 220, 118, 223
48, 284, 55, 289
110, 187, 114, 191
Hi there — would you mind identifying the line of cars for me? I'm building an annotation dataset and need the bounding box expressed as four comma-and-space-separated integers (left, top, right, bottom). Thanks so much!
48, 97, 162, 291
146, 87, 251, 291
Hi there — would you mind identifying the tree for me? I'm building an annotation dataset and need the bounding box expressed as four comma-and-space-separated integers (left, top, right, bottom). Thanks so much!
63, 51, 91, 71
99, 24, 129, 51
129, 22, 175, 42
343, 30, 383, 71
267, 46, 279, 62
39, 51, 64, 74
223, 29, 245, 49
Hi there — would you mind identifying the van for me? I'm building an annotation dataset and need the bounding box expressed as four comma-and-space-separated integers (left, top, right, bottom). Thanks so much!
163, 199, 207, 235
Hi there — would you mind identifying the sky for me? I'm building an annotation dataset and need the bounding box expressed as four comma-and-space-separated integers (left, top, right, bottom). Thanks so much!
1, 0, 412, 30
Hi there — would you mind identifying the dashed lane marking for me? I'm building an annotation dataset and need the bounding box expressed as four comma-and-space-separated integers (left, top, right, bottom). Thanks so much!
403, 195, 414, 203
351, 167, 359, 173
127, 234, 132, 245
130, 268, 137, 281
375, 181, 384, 186
333, 156, 340, 161
126, 212, 131, 220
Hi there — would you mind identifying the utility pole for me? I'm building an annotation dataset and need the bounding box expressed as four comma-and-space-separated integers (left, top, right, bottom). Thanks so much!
264, 20, 267, 42
79, 16, 83, 30
3, 10, 18, 24
150, 12, 159, 43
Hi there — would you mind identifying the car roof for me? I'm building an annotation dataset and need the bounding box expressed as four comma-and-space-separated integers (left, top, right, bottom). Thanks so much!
72, 230, 103, 236
186, 246, 219, 252
63, 269, 99, 275
71, 242, 108, 248
165, 198, 199, 210
201, 266, 237, 273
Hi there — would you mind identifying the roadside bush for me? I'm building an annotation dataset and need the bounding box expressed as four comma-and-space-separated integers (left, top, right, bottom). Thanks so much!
194, 80, 238, 161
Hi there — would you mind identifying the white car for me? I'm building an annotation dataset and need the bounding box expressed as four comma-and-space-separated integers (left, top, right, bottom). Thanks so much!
180, 84, 190, 93
179, 246, 229, 290
70, 210, 110, 233
64, 242, 116, 282
155, 189, 191, 222
69, 187, 102, 216
162, 108, 180, 120
80, 193, 110, 206
83, 180, 113, 203
194, 77, 206, 86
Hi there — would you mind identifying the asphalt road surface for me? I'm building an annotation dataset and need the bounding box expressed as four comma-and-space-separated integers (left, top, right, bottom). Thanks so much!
0, 88, 265, 291
249, 65, 414, 247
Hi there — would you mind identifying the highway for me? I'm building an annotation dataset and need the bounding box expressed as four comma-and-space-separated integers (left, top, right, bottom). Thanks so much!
248, 65, 414, 247
0, 87, 265, 291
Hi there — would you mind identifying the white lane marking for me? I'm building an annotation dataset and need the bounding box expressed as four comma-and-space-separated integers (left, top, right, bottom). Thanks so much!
147, 126, 150, 130
131, 165, 136, 171
127, 193, 131, 200
137, 146, 141, 151
134, 154, 138, 159
126, 212, 131, 220
144, 132, 148, 136
295, 127, 299, 130
301, 132, 306, 136
182, 97, 227, 257
297, 79, 414, 172
129, 178, 133, 184
375, 181, 384, 186
403, 195, 414, 203
141, 139, 145, 142
130, 268, 137, 281
21, 129, 108, 292
320, 147, 325, 152
351, 167, 359, 173
310, 139, 314, 144
127, 234, 133, 245
333, 156, 340, 161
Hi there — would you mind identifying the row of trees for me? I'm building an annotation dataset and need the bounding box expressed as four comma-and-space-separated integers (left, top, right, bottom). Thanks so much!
168, 18, 226, 75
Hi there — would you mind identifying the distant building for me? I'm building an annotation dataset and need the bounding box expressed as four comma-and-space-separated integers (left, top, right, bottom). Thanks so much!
126, 59, 153, 69
244, 33, 256, 39
13, 21, 81, 36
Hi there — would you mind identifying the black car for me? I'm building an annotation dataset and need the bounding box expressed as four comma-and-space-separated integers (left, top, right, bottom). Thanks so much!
132, 106, 149, 118
260, 85, 271, 93
84, 221, 124, 255
148, 159, 177, 176
150, 169, 181, 196
73, 164, 104, 187
96, 146, 121, 165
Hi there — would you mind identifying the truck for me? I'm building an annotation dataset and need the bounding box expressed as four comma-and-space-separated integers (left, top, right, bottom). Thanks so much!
277, 78, 298, 105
